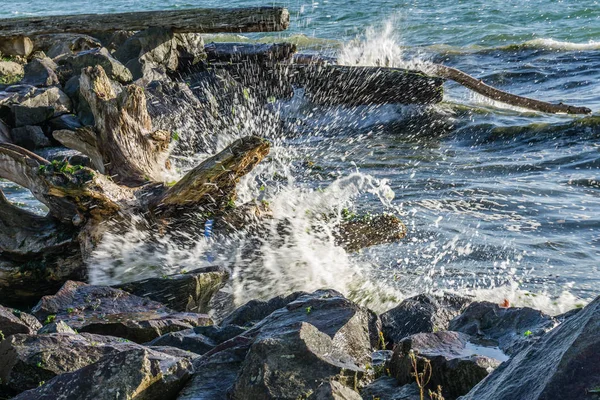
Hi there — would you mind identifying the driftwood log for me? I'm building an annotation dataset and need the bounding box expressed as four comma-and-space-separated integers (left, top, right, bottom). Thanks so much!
0, 7, 290, 38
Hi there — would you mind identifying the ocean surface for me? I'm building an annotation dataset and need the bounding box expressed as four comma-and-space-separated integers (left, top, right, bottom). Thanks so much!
2, 1, 599, 313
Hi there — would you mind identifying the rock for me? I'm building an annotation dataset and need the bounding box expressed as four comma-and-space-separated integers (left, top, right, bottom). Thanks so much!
10, 125, 52, 150
114, 27, 179, 81
40, 146, 92, 168
460, 297, 600, 400
32, 34, 102, 59
221, 291, 308, 328
311, 381, 362, 400
0, 37, 33, 58
92, 30, 136, 53
22, 57, 59, 87
116, 266, 229, 313
59, 47, 132, 83
360, 378, 421, 400
147, 328, 217, 355
0, 118, 11, 142
48, 114, 83, 131
0, 306, 41, 338
180, 290, 380, 399
31, 281, 213, 343
174, 33, 206, 69
12, 348, 193, 400
0, 332, 143, 394
63, 75, 94, 125
19, 87, 72, 114
37, 320, 77, 334
11, 105, 54, 127
177, 344, 248, 400
390, 331, 502, 400
148, 345, 200, 360
449, 301, 557, 355
0, 61, 25, 78
230, 321, 367, 400
381, 293, 472, 347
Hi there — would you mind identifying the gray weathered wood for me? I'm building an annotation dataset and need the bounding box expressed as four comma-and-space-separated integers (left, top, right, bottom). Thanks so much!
0, 7, 290, 38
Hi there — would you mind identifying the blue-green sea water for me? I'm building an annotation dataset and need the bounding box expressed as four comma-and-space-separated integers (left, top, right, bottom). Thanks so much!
2, 1, 599, 311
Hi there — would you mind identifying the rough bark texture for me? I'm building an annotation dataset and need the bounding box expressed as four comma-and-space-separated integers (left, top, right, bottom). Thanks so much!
0, 7, 290, 38
432, 64, 592, 115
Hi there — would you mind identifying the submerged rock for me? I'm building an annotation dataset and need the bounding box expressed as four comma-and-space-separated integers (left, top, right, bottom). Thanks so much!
0, 332, 143, 395
460, 296, 600, 400
381, 293, 472, 346
31, 281, 212, 343
12, 348, 192, 400
449, 301, 557, 355
391, 331, 501, 400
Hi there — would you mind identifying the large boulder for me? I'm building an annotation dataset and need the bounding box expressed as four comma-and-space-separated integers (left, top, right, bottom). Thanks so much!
31, 281, 212, 343
12, 348, 193, 400
381, 293, 472, 347
10, 125, 52, 150
116, 266, 229, 313
220, 291, 308, 328
32, 34, 102, 59
22, 57, 59, 87
449, 301, 557, 355
114, 27, 179, 81
18, 86, 72, 115
390, 331, 502, 400
460, 297, 600, 400
0, 305, 41, 338
0, 332, 143, 395
59, 47, 133, 84
229, 321, 367, 399
148, 324, 245, 355
180, 290, 380, 399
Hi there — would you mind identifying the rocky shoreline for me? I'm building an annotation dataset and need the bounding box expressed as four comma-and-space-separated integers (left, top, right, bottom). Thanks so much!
0, 22, 598, 400
0, 272, 598, 399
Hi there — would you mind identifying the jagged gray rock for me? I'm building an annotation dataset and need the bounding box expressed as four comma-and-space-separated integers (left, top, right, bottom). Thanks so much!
22, 57, 59, 87
0, 305, 41, 338
10, 125, 52, 150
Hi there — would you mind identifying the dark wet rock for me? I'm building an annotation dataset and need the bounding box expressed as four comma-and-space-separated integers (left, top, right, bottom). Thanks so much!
37, 320, 77, 334
229, 321, 367, 399
391, 331, 501, 400
360, 378, 421, 400
147, 328, 217, 355
12, 348, 193, 400
0, 332, 143, 394
221, 291, 308, 328
461, 297, 600, 400
192, 324, 246, 344
0, 61, 24, 78
63, 75, 94, 125
449, 301, 557, 355
22, 57, 59, 87
0, 306, 41, 338
59, 47, 133, 84
116, 266, 229, 313
381, 293, 472, 347
311, 381, 362, 400
0, 37, 33, 58
31, 281, 213, 343
48, 113, 83, 131
114, 27, 179, 81
10, 125, 52, 150
11, 106, 54, 127
0, 118, 11, 142
32, 34, 102, 59
204, 42, 296, 64
177, 344, 248, 400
